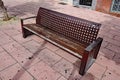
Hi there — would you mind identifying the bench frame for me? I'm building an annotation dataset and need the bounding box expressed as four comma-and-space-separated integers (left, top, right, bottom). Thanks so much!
21, 8, 103, 75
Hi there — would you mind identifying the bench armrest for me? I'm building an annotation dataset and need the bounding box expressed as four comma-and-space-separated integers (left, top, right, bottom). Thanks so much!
85, 37, 103, 52
21, 16, 37, 20
21, 16, 37, 26
80, 37, 103, 75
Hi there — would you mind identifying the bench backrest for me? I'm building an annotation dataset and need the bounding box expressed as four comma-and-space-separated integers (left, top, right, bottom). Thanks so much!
36, 7, 101, 45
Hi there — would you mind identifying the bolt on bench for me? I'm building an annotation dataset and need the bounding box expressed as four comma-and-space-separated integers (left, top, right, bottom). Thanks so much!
21, 7, 103, 75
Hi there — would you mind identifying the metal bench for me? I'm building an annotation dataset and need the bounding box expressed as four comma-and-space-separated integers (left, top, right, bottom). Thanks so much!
21, 7, 103, 75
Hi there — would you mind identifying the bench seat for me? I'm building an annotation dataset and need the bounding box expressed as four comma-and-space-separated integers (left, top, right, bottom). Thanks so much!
23, 24, 86, 56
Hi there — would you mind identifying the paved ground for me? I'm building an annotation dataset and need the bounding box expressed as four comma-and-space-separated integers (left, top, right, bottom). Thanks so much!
0, 0, 120, 80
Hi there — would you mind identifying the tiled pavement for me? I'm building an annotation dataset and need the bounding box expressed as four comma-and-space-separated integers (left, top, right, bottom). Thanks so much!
0, 0, 120, 80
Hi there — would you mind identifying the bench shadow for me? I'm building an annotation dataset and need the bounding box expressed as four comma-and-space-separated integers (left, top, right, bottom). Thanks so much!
11, 40, 47, 80
67, 60, 82, 80
67, 60, 96, 80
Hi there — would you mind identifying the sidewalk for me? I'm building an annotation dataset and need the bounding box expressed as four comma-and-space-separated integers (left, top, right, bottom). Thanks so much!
0, 0, 120, 80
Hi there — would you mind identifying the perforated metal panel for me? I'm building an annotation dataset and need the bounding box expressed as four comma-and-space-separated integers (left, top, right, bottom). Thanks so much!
36, 7, 101, 45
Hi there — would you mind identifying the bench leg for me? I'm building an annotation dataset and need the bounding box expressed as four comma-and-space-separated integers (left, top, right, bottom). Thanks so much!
79, 51, 89, 75
22, 27, 33, 38
79, 47, 102, 75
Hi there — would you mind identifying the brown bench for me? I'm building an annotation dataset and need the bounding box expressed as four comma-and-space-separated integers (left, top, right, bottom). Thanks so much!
21, 7, 103, 75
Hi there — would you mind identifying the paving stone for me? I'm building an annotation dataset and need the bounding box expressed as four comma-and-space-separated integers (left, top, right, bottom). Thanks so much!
3, 28, 21, 36
11, 49, 41, 69
87, 63, 106, 79
98, 34, 104, 39
0, 25, 14, 31
102, 31, 115, 39
114, 35, 120, 41
22, 40, 46, 53
103, 37, 120, 46
28, 61, 61, 80
109, 30, 120, 37
80, 73, 99, 80
0, 46, 4, 53
2, 41, 41, 68
101, 40, 109, 48
67, 74, 82, 80
114, 26, 120, 31
9, 22, 22, 31
38, 48, 62, 66
100, 24, 111, 33
113, 53, 120, 64
109, 19, 120, 27
0, 31, 5, 36
2, 41, 26, 53
58, 76, 67, 80
53, 59, 80, 79
12, 34, 32, 44
102, 70, 120, 80
0, 63, 34, 80
106, 43, 120, 53
0, 34, 14, 46
100, 48, 115, 59
96, 55, 120, 76
0, 51, 16, 71
55, 49, 81, 67
104, 37, 120, 47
